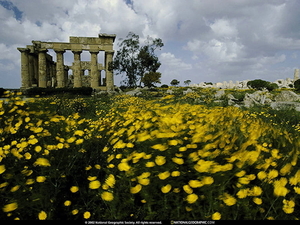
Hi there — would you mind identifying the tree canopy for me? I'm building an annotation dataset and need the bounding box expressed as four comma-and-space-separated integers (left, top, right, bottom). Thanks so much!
113, 32, 164, 88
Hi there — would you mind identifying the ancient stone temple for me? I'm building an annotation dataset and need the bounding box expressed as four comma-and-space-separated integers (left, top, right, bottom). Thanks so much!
17, 34, 116, 91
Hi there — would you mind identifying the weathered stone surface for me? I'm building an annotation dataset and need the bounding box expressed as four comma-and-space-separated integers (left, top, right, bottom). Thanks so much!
243, 91, 273, 107
183, 88, 193, 95
18, 34, 116, 91
274, 91, 300, 102
166, 89, 173, 94
125, 88, 142, 96
270, 101, 300, 111
214, 90, 225, 99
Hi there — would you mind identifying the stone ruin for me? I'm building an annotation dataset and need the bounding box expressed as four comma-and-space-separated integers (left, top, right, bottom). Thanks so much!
190, 69, 300, 89
17, 34, 116, 91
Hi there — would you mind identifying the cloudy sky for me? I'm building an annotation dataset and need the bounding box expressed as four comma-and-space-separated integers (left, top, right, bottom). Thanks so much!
1, 0, 300, 88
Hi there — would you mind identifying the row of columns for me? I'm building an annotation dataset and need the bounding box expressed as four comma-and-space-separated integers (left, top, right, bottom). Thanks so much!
18, 48, 114, 91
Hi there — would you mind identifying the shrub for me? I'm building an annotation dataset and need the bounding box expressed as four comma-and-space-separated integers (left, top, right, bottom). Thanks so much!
247, 79, 278, 91
0, 88, 6, 97
161, 84, 169, 88
294, 79, 300, 91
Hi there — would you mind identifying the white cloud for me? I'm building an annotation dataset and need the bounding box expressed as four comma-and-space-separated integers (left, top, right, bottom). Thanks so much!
1, 0, 300, 88
160, 52, 192, 71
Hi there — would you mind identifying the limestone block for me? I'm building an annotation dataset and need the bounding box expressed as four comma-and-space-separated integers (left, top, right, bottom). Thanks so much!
125, 88, 142, 96
271, 101, 300, 111
183, 88, 193, 95
215, 90, 225, 99
243, 91, 273, 107
274, 91, 300, 102
166, 89, 173, 94
294, 69, 300, 81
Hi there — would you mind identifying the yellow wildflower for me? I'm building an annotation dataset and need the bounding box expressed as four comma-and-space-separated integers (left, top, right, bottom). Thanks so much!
74, 130, 84, 136
268, 169, 279, 180
34, 158, 51, 167
161, 184, 172, 193
145, 161, 155, 167
127, 143, 134, 148
64, 200, 71, 206
294, 187, 300, 194
155, 155, 166, 166
249, 186, 263, 196
83, 211, 91, 219
105, 174, 116, 188
172, 157, 184, 165
35, 146, 42, 153
151, 144, 168, 151
87, 176, 97, 181
130, 184, 142, 194
138, 178, 150, 186
67, 137, 76, 143
94, 164, 101, 169
168, 140, 178, 146
72, 209, 79, 215
183, 185, 193, 194
70, 186, 79, 193
171, 171, 181, 177
186, 193, 198, 204
3, 202, 18, 212
24, 152, 31, 160
253, 197, 262, 205
89, 180, 101, 189
38, 211, 47, 220
0, 165, 6, 174
280, 163, 292, 176
212, 212, 221, 220
274, 185, 289, 197
282, 199, 295, 214
0, 182, 9, 188
118, 161, 131, 171
36, 176, 46, 183
189, 180, 203, 188
75, 139, 84, 145
113, 140, 127, 148
158, 171, 170, 180
10, 185, 20, 192
236, 188, 249, 199
257, 171, 267, 180
101, 191, 114, 201
235, 170, 246, 177
57, 143, 64, 149
222, 193, 237, 206
202, 176, 214, 185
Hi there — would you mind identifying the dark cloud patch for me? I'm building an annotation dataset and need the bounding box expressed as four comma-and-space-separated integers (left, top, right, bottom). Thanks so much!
0, 0, 22, 20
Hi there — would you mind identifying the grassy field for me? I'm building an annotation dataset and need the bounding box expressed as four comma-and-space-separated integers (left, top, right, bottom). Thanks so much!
1, 89, 300, 220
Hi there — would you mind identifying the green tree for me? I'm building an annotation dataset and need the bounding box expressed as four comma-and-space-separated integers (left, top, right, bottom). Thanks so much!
113, 32, 164, 88
170, 79, 180, 86
184, 80, 191, 86
141, 72, 161, 88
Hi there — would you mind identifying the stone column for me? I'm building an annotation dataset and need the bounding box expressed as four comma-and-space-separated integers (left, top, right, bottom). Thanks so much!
38, 49, 48, 88
64, 66, 69, 87
90, 50, 99, 89
105, 50, 114, 91
294, 69, 300, 81
55, 50, 65, 88
18, 48, 30, 88
28, 54, 35, 87
72, 50, 82, 88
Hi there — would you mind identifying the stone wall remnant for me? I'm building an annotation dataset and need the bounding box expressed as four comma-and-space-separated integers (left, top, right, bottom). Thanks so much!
18, 34, 116, 91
